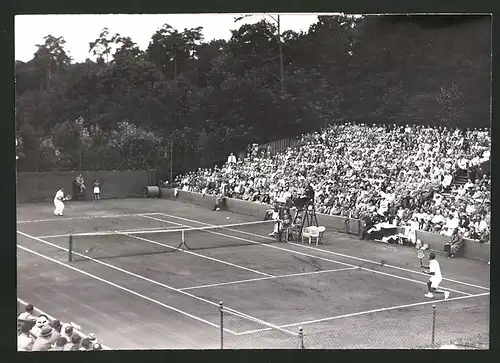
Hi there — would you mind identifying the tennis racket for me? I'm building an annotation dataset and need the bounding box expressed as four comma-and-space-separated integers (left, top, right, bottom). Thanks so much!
417, 249, 425, 267
64, 194, 72, 201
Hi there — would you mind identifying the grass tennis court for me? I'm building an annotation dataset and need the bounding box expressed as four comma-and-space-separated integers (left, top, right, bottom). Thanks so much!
16, 198, 490, 349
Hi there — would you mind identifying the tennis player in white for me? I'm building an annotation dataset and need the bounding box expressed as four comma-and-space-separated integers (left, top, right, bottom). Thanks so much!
421, 252, 450, 300
54, 188, 66, 216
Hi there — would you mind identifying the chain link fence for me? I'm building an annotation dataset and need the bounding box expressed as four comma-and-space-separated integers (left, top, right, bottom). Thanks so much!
219, 303, 302, 349
219, 294, 489, 349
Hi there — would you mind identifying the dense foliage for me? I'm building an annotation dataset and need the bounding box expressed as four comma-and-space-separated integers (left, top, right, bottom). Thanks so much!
15, 15, 491, 176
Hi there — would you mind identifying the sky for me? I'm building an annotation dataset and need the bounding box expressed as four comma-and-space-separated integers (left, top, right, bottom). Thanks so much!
14, 13, 337, 63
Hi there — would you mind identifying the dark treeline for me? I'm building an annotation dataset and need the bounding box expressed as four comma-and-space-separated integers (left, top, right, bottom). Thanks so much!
15, 15, 491, 175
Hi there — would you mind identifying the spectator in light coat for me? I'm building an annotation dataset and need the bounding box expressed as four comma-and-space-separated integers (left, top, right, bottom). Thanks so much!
18, 322, 34, 351
31, 326, 53, 351
18, 304, 37, 323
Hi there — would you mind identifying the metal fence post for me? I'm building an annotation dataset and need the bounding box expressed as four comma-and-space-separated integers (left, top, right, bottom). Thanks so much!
219, 301, 224, 349
68, 235, 73, 262
298, 327, 304, 349
431, 305, 436, 346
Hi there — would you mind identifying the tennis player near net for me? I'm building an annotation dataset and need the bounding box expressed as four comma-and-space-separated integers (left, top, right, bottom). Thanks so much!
421, 252, 450, 300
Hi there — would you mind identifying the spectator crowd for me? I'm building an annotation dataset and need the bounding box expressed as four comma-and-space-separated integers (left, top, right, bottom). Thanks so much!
18, 303, 104, 351
175, 124, 490, 244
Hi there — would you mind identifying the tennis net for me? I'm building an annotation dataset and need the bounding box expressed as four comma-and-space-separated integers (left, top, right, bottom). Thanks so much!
68, 220, 279, 262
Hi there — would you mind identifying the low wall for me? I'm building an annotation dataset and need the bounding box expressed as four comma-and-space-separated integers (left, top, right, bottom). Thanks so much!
17, 170, 154, 203
397, 228, 490, 262
158, 188, 489, 262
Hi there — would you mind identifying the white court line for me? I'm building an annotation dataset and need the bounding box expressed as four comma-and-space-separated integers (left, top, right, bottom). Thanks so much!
279, 292, 490, 329
17, 244, 234, 334
143, 214, 472, 297
151, 212, 490, 292
17, 231, 282, 333
287, 242, 491, 292
17, 297, 111, 350
37, 226, 183, 239
17, 213, 158, 224
234, 292, 490, 335
180, 267, 357, 291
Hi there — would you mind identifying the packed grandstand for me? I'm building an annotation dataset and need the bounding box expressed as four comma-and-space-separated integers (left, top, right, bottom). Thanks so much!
174, 123, 491, 243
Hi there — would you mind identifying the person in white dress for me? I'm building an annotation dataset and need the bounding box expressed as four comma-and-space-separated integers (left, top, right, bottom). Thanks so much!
93, 180, 100, 200
54, 188, 66, 216
421, 252, 450, 300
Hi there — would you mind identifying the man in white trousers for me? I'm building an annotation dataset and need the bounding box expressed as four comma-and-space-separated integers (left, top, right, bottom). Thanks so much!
54, 188, 66, 216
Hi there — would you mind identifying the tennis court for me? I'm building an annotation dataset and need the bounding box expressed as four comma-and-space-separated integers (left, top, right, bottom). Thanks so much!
16, 198, 490, 349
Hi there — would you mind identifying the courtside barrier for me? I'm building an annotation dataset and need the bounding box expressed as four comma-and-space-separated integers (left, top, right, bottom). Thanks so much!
395, 228, 489, 262
157, 189, 489, 262
18, 170, 154, 203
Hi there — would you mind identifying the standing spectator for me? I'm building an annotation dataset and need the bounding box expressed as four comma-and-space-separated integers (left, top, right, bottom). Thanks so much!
227, 153, 237, 164
93, 180, 101, 200
18, 322, 35, 351
18, 304, 37, 323
31, 326, 53, 351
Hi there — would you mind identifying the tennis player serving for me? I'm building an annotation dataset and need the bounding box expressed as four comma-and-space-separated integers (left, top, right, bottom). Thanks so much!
420, 251, 450, 300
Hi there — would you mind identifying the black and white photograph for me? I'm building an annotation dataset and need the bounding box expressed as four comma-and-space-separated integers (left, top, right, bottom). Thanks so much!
15, 13, 490, 350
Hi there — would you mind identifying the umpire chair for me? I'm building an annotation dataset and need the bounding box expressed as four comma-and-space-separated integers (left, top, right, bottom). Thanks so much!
293, 196, 318, 240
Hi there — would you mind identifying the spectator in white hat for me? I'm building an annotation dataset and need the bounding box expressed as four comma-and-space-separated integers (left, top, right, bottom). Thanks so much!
30, 315, 49, 337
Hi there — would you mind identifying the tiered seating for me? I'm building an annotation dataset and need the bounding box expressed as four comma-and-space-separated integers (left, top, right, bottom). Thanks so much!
176, 124, 490, 243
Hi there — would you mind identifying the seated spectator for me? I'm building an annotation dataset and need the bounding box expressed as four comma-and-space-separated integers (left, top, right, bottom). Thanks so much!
31, 326, 53, 351
18, 322, 35, 351
49, 337, 67, 351
18, 304, 37, 323
30, 315, 50, 337
64, 334, 81, 351
445, 228, 464, 258
48, 320, 61, 344
464, 225, 480, 240
93, 343, 103, 351
75, 173, 86, 194
61, 324, 75, 342
80, 338, 93, 351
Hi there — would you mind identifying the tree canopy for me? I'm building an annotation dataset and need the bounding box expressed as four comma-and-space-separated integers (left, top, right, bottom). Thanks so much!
15, 14, 491, 176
